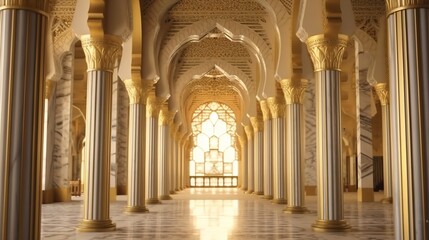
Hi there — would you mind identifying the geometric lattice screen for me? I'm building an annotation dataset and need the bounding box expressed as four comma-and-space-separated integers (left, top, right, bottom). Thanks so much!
190, 102, 238, 177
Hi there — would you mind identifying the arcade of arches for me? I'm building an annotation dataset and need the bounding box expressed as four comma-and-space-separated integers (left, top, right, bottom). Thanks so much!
0, 0, 428, 239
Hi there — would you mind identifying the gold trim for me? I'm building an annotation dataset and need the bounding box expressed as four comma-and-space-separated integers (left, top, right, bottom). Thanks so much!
312, 220, 351, 232
386, 0, 429, 15
280, 79, 308, 104
271, 198, 287, 204
284, 206, 308, 214
259, 100, 271, 121
250, 116, 263, 132
44, 79, 55, 99
124, 206, 149, 213
76, 219, 116, 232
146, 198, 161, 204
244, 125, 254, 139
0, 0, 48, 12
80, 34, 122, 72
374, 83, 389, 106
159, 106, 175, 126
146, 92, 161, 117
306, 34, 349, 71
124, 78, 143, 104
267, 97, 286, 118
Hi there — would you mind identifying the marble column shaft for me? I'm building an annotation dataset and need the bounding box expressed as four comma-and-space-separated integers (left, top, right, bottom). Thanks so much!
124, 78, 148, 213
386, 2, 429, 238
281, 79, 308, 213
170, 125, 178, 193
374, 83, 392, 204
244, 125, 254, 194
78, 35, 122, 232
158, 106, 173, 200
238, 135, 248, 191
251, 117, 264, 195
306, 34, 350, 231
268, 97, 287, 204
145, 93, 160, 204
260, 100, 273, 199
0, 4, 48, 239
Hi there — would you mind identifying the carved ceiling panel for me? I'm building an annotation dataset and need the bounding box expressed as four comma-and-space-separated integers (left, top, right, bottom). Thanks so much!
351, 0, 386, 41
181, 37, 250, 58
49, 0, 77, 55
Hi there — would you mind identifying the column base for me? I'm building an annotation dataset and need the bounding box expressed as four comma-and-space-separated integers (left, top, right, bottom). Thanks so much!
380, 197, 393, 204
159, 195, 172, 200
241, 187, 248, 191
124, 206, 149, 213
246, 190, 254, 194
170, 190, 177, 194
175, 188, 180, 192
146, 198, 161, 204
263, 195, 273, 200
254, 191, 264, 195
312, 220, 351, 232
284, 206, 307, 214
76, 219, 116, 232
272, 198, 287, 204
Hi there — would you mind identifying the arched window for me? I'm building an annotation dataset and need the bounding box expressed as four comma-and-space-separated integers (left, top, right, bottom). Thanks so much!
189, 102, 238, 187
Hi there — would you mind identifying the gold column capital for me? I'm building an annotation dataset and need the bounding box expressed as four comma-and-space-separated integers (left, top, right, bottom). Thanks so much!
0, 0, 49, 13
159, 106, 175, 126
244, 125, 254, 140
124, 78, 144, 104
146, 92, 161, 118
238, 134, 247, 146
267, 97, 286, 118
250, 116, 264, 132
386, 0, 429, 15
259, 100, 271, 121
305, 34, 349, 72
45, 79, 56, 99
374, 83, 389, 106
81, 34, 122, 72
280, 79, 308, 104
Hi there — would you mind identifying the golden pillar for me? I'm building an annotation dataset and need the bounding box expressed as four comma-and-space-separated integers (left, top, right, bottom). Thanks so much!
158, 105, 174, 200
268, 96, 287, 204
0, 1, 48, 238
244, 125, 254, 194
238, 134, 248, 191
77, 35, 122, 232
306, 34, 350, 231
386, 1, 429, 238
170, 124, 178, 194
374, 83, 392, 204
123, 78, 149, 213
281, 79, 308, 213
251, 116, 264, 195
145, 92, 161, 204
260, 100, 273, 199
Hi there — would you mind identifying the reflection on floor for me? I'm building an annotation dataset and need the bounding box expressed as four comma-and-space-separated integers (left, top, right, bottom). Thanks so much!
42, 188, 394, 239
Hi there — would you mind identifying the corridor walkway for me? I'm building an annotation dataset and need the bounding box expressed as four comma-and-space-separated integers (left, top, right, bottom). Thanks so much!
41, 188, 394, 239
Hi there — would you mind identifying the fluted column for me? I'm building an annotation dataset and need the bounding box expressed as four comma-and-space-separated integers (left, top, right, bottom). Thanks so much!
281, 79, 308, 213
238, 134, 248, 191
170, 124, 178, 194
374, 83, 392, 204
123, 78, 149, 213
386, 1, 429, 238
251, 116, 264, 195
42, 80, 55, 204
244, 125, 254, 194
268, 97, 287, 204
145, 92, 161, 204
77, 35, 122, 232
260, 100, 273, 199
0, 2, 48, 238
306, 34, 350, 231
158, 105, 174, 200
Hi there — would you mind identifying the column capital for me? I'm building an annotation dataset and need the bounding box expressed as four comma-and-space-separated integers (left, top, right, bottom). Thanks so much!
374, 83, 389, 106
124, 78, 143, 104
238, 134, 247, 146
159, 106, 175, 126
250, 117, 264, 132
244, 125, 254, 140
259, 100, 271, 121
386, 0, 429, 15
0, 0, 49, 13
81, 34, 122, 72
305, 34, 349, 72
45, 79, 56, 99
280, 79, 308, 104
146, 92, 162, 118
267, 97, 286, 118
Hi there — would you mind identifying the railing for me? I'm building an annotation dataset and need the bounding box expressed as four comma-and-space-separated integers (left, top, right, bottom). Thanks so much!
189, 176, 238, 187
70, 179, 81, 196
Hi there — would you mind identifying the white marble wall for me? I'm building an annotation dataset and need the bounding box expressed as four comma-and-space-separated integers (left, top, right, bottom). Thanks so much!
111, 78, 129, 194
304, 79, 317, 187
52, 53, 74, 188
356, 69, 374, 190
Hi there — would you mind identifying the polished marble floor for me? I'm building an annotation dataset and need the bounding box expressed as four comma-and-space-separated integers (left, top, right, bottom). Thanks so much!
41, 188, 394, 239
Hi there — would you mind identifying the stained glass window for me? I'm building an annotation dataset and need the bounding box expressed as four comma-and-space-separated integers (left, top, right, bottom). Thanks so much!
189, 102, 238, 180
